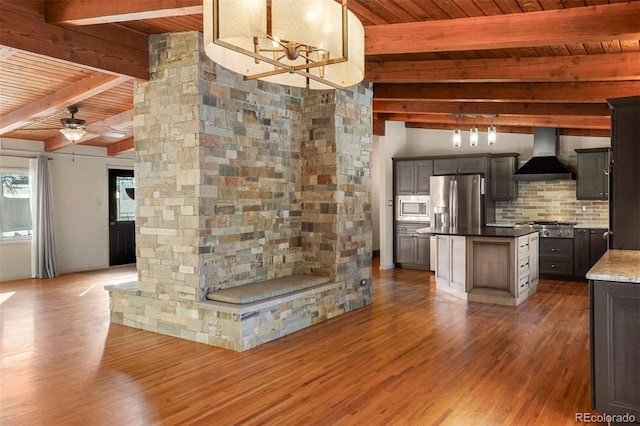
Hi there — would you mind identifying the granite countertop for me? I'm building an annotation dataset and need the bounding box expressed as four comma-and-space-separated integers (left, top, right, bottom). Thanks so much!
586, 250, 640, 284
574, 224, 608, 229
416, 226, 539, 238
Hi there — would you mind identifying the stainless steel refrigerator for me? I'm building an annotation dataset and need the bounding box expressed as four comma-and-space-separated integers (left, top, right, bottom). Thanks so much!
429, 175, 483, 229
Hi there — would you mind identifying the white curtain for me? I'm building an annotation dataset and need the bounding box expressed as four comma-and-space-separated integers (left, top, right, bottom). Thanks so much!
29, 155, 58, 278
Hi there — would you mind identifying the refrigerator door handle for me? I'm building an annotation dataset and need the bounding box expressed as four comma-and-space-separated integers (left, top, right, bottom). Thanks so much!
448, 179, 454, 227
452, 180, 458, 228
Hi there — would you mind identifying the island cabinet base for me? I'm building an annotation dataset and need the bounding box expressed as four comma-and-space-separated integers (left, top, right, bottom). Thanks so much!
466, 234, 539, 306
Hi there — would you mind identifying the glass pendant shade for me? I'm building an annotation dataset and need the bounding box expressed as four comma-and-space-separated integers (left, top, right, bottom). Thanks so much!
470, 126, 479, 146
453, 129, 461, 147
203, 0, 365, 89
488, 125, 497, 145
59, 127, 86, 143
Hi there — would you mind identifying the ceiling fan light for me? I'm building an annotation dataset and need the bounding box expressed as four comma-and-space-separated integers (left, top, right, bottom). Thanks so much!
488, 124, 497, 145
60, 127, 86, 143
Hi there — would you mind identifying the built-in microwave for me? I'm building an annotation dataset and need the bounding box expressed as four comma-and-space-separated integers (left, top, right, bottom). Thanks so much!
396, 195, 430, 222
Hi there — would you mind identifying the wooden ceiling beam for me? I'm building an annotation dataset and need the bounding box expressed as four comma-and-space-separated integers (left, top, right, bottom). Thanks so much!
373, 82, 640, 103
379, 113, 610, 130
365, 2, 640, 55
0, 4, 148, 79
365, 52, 640, 83
45, 0, 203, 25
107, 137, 134, 156
373, 101, 611, 117
88, 109, 134, 131
0, 73, 130, 135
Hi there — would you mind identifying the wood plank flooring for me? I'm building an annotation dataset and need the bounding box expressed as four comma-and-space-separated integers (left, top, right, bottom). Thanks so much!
0, 261, 603, 425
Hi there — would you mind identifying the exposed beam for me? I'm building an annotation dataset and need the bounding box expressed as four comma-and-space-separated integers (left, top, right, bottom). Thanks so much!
365, 2, 640, 55
0, 5, 148, 79
372, 119, 386, 136
373, 82, 640, 103
365, 52, 640, 83
107, 138, 134, 156
45, 0, 203, 25
373, 101, 611, 117
379, 113, 610, 130
404, 122, 611, 138
0, 73, 130, 135
88, 109, 134, 131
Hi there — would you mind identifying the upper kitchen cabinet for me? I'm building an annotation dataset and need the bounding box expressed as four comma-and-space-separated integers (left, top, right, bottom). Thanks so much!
489, 154, 519, 201
576, 148, 610, 200
394, 159, 433, 195
607, 96, 640, 250
433, 156, 487, 176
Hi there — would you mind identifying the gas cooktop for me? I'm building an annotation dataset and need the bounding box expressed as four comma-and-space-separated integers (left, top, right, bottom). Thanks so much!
513, 221, 576, 238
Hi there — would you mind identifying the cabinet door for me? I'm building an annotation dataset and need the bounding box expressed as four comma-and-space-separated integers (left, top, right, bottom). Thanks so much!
395, 232, 415, 264
435, 235, 450, 287
589, 229, 608, 266
433, 158, 458, 175
415, 234, 430, 267
577, 151, 608, 200
395, 161, 415, 195
574, 229, 591, 277
450, 236, 466, 291
592, 280, 640, 419
458, 157, 486, 175
414, 160, 433, 194
490, 156, 517, 200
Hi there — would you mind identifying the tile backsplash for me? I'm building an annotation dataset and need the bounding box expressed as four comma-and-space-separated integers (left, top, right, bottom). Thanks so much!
495, 180, 608, 226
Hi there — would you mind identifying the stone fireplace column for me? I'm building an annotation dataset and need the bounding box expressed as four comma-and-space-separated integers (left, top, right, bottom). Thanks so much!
107, 31, 372, 348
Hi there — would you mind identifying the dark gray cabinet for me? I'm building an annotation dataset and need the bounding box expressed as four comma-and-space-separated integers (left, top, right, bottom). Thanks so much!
433, 157, 486, 175
608, 96, 640, 249
539, 238, 573, 276
590, 280, 640, 420
394, 159, 433, 195
574, 228, 608, 278
576, 148, 609, 200
489, 155, 518, 201
395, 223, 430, 269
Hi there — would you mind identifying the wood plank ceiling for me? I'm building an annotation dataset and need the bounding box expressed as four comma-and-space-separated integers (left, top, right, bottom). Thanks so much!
0, 0, 639, 156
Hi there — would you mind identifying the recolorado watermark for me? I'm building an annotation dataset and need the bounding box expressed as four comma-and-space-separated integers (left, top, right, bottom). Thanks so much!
575, 412, 636, 423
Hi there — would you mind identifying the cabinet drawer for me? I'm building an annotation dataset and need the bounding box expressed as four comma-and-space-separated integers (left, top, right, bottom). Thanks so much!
395, 223, 428, 234
540, 258, 573, 275
518, 255, 530, 278
517, 237, 530, 256
518, 275, 530, 294
539, 238, 573, 258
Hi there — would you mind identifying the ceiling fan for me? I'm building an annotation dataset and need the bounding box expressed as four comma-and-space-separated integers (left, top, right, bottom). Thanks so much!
58, 105, 87, 143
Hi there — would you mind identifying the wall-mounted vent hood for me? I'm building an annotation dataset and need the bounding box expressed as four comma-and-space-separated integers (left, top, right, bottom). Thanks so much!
514, 127, 576, 181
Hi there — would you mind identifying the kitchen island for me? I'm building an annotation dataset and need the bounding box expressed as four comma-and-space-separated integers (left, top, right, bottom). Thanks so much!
586, 250, 640, 422
417, 227, 540, 306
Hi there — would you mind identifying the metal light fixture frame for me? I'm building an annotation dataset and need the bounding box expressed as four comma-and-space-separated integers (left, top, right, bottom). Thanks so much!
453, 113, 499, 146
59, 106, 87, 143
206, 0, 361, 90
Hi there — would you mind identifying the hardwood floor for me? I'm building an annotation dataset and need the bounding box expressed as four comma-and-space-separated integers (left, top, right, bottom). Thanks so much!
0, 261, 602, 425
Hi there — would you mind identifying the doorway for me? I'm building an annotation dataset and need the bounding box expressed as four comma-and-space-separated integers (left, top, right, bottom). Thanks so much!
108, 169, 135, 266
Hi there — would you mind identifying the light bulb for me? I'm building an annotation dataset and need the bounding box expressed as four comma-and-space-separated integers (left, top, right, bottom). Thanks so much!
453, 129, 461, 147
470, 126, 478, 146
488, 125, 497, 145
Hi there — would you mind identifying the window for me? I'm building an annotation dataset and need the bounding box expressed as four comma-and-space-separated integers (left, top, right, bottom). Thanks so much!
1, 172, 32, 240
116, 175, 135, 221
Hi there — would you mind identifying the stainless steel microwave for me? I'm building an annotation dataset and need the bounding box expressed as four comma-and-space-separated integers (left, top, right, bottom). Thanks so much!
396, 195, 430, 222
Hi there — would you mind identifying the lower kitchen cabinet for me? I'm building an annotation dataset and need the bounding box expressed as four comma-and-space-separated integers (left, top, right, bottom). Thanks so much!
395, 222, 430, 269
540, 238, 573, 276
590, 279, 640, 421
574, 228, 609, 278
435, 235, 466, 295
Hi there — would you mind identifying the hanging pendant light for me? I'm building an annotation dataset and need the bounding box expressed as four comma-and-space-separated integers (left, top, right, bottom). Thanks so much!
469, 126, 479, 147
488, 124, 497, 145
452, 128, 461, 147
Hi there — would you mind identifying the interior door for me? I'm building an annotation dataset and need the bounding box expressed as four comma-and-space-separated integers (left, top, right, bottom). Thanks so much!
108, 169, 135, 266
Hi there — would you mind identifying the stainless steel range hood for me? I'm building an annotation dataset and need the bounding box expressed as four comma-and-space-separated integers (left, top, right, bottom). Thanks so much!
514, 127, 576, 181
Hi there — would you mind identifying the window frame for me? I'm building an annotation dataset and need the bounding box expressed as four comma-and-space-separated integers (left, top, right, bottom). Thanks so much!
0, 168, 32, 242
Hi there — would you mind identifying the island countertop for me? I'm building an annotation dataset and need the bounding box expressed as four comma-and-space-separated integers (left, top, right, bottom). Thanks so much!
585, 249, 640, 284
416, 226, 539, 238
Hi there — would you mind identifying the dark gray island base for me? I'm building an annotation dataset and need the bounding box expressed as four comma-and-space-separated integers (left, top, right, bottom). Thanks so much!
417, 227, 540, 306
586, 250, 640, 424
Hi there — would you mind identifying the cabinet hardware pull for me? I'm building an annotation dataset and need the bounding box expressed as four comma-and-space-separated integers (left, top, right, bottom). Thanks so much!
551, 264, 558, 268
603, 168, 610, 176
603, 231, 609, 239
551, 248, 560, 252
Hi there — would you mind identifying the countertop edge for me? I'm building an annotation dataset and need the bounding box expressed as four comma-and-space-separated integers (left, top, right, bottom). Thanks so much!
585, 249, 640, 284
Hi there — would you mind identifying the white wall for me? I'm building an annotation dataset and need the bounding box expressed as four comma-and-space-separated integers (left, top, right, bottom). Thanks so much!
374, 121, 406, 270
0, 138, 134, 281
